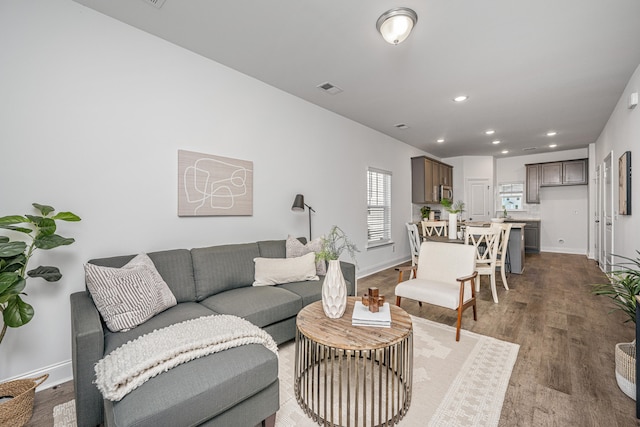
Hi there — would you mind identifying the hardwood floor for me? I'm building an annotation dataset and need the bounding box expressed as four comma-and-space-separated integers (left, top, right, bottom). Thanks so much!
26, 252, 640, 426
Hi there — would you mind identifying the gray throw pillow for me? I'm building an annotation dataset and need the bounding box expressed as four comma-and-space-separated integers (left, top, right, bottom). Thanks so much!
84, 253, 177, 332
286, 235, 326, 275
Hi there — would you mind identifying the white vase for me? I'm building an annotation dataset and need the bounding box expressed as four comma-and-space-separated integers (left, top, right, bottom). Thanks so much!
448, 212, 457, 239
322, 260, 347, 318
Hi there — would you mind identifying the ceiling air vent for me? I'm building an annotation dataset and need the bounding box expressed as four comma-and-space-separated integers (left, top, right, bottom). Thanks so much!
394, 123, 410, 130
522, 147, 538, 151
317, 82, 343, 95
141, 0, 166, 9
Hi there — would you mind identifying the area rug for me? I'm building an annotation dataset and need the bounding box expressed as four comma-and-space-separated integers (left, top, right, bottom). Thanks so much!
53, 316, 518, 427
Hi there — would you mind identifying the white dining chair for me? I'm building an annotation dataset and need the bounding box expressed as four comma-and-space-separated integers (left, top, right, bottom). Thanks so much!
421, 220, 448, 238
405, 223, 421, 272
491, 222, 512, 291
465, 226, 500, 303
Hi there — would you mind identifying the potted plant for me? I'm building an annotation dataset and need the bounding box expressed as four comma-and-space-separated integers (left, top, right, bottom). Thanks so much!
0, 203, 81, 345
316, 226, 359, 319
592, 251, 640, 400
420, 206, 431, 220
440, 198, 465, 240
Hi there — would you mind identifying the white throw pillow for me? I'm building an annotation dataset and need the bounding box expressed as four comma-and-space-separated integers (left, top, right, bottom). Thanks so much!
253, 252, 319, 286
85, 253, 177, 332
285, 235, 327, 275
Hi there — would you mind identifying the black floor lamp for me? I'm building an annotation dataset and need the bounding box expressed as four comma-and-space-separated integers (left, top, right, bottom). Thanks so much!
291, 194, 315, 241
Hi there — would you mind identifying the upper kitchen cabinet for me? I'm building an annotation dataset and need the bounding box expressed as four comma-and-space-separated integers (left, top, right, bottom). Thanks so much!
411, 156, 453, 204
526, 158, 588, 204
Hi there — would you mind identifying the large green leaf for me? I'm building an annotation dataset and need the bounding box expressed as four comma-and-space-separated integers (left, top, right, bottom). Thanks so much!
0, 215, 28, 226
0, 241, 27, 257
27, 266, 62, 282
0, 272, 21, 295
0, 276, 26, 303
4, 296, 34, 328
36, 218, 56, 236
0, 254, 26, 273
25, 215, 44, 226
0, 236, 8, 243
0, 225, 33, 233
32, 203, 54, 216
52, 212, 81, 222
34, 234, 75, 250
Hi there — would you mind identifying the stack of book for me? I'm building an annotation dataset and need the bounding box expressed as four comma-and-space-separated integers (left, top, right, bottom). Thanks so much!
351, 301, 391, 328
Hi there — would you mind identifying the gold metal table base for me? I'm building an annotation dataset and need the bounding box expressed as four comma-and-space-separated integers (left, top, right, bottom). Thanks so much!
294, 328, 413, 427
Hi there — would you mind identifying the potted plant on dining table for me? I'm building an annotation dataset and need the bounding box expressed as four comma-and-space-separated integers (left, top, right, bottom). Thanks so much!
440, 198, 465, 240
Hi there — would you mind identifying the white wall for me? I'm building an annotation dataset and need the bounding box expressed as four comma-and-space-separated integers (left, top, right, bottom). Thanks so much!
0, 0, 428, 385
496, 148, 589, 254
592, 63, 640, 264
443, 156, 495, 221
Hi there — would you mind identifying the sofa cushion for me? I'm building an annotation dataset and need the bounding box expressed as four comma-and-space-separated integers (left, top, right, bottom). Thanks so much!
256, 239, 287, 258
85, 254, 177, 332
286, 235, 327, 275
106, 343, 278, 427
199, 287, 302, 328
191, 243, 260, 300
104, 302, 218, 355
253, 252, 319, 286
277, 279, 324, 306
88, 249, 196, 303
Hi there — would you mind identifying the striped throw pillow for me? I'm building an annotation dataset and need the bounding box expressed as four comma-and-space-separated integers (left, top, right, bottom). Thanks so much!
85, 253, 177, 332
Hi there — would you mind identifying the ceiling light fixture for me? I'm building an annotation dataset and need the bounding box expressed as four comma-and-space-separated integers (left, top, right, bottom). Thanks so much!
549, 144, 558, 148
485, 129, 495, 135
492, 140, 501, 145
546, 131, 557, 137
453, 95, 468, 102
501, 150, 509, 154
376, 8, 418, 45
436, 138, 445, 143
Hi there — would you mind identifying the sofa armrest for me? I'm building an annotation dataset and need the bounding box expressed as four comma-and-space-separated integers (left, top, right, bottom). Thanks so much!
339, 261, 356, 296
70, 291, 105, 427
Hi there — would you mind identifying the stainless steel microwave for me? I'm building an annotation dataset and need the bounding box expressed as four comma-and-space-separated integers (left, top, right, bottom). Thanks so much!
440, 185, 452, 201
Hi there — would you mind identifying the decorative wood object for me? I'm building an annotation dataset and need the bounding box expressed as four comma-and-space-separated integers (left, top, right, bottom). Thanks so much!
178, 150, 253, 216
362, 287, 385, 313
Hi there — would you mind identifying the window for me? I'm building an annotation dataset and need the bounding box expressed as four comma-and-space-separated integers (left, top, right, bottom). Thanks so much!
367, 168, 392, 246
498, 182, 524, 211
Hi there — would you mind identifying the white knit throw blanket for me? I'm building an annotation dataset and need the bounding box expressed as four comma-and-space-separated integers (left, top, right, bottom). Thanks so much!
94, 314, 278, 401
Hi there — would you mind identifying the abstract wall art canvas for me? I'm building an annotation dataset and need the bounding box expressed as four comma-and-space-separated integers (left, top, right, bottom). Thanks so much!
178, 150, 253, 216
618, 151, 631, 215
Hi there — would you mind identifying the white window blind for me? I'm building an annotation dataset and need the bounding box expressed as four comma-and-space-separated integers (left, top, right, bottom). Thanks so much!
367, 168, 392, 245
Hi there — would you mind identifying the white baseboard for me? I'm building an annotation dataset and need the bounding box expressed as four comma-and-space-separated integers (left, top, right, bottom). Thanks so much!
540, 247, 587, 255
3, 360, 73, 391
357, 256, 410, 280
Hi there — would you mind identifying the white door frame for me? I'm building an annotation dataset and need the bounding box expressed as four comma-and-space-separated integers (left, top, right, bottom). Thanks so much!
602, 152, 614, 273
465, 178, 492, 221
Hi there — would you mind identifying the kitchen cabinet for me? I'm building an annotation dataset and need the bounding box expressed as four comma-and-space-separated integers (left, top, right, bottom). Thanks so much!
538, 158, 588, 187
526, 164, 540, 204
506, 220, 540, 253
525, 159, 588, 204
411, 156, 453, 204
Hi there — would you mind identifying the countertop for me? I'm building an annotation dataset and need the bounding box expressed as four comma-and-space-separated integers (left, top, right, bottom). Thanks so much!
504, 218, 540, 222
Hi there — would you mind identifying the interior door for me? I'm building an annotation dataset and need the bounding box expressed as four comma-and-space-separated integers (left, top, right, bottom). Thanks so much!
466, 178, 491, 221
603, 153, 614, 273
594, 165, 601, 266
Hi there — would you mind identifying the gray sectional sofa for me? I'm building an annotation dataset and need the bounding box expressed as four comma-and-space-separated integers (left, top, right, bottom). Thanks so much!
70, 238, 356, 427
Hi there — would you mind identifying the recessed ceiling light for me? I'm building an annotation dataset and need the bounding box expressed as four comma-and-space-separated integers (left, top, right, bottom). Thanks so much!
501, 150, 509, 154
394, 123, 410, 130
546, 131, 557, 137
492, 140, 501, 145
453, 95, 468, 102
549, 144, 557, 148
436, 138, 445, 143
485, 129, 495, 135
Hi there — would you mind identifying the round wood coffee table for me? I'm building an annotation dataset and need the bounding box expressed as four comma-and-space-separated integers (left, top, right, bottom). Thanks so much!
294, 297, 413, 427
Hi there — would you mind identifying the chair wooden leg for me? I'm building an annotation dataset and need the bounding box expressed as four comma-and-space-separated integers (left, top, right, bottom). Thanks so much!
396, 296, 401, 306
418, 301, 422, 307
490, 273, 499, 303
456, 307, 462, 341
501, 267, 509, 290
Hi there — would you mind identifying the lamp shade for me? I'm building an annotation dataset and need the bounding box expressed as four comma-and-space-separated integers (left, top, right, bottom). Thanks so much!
292, 194, 305, 211
376, 8, 418, 45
